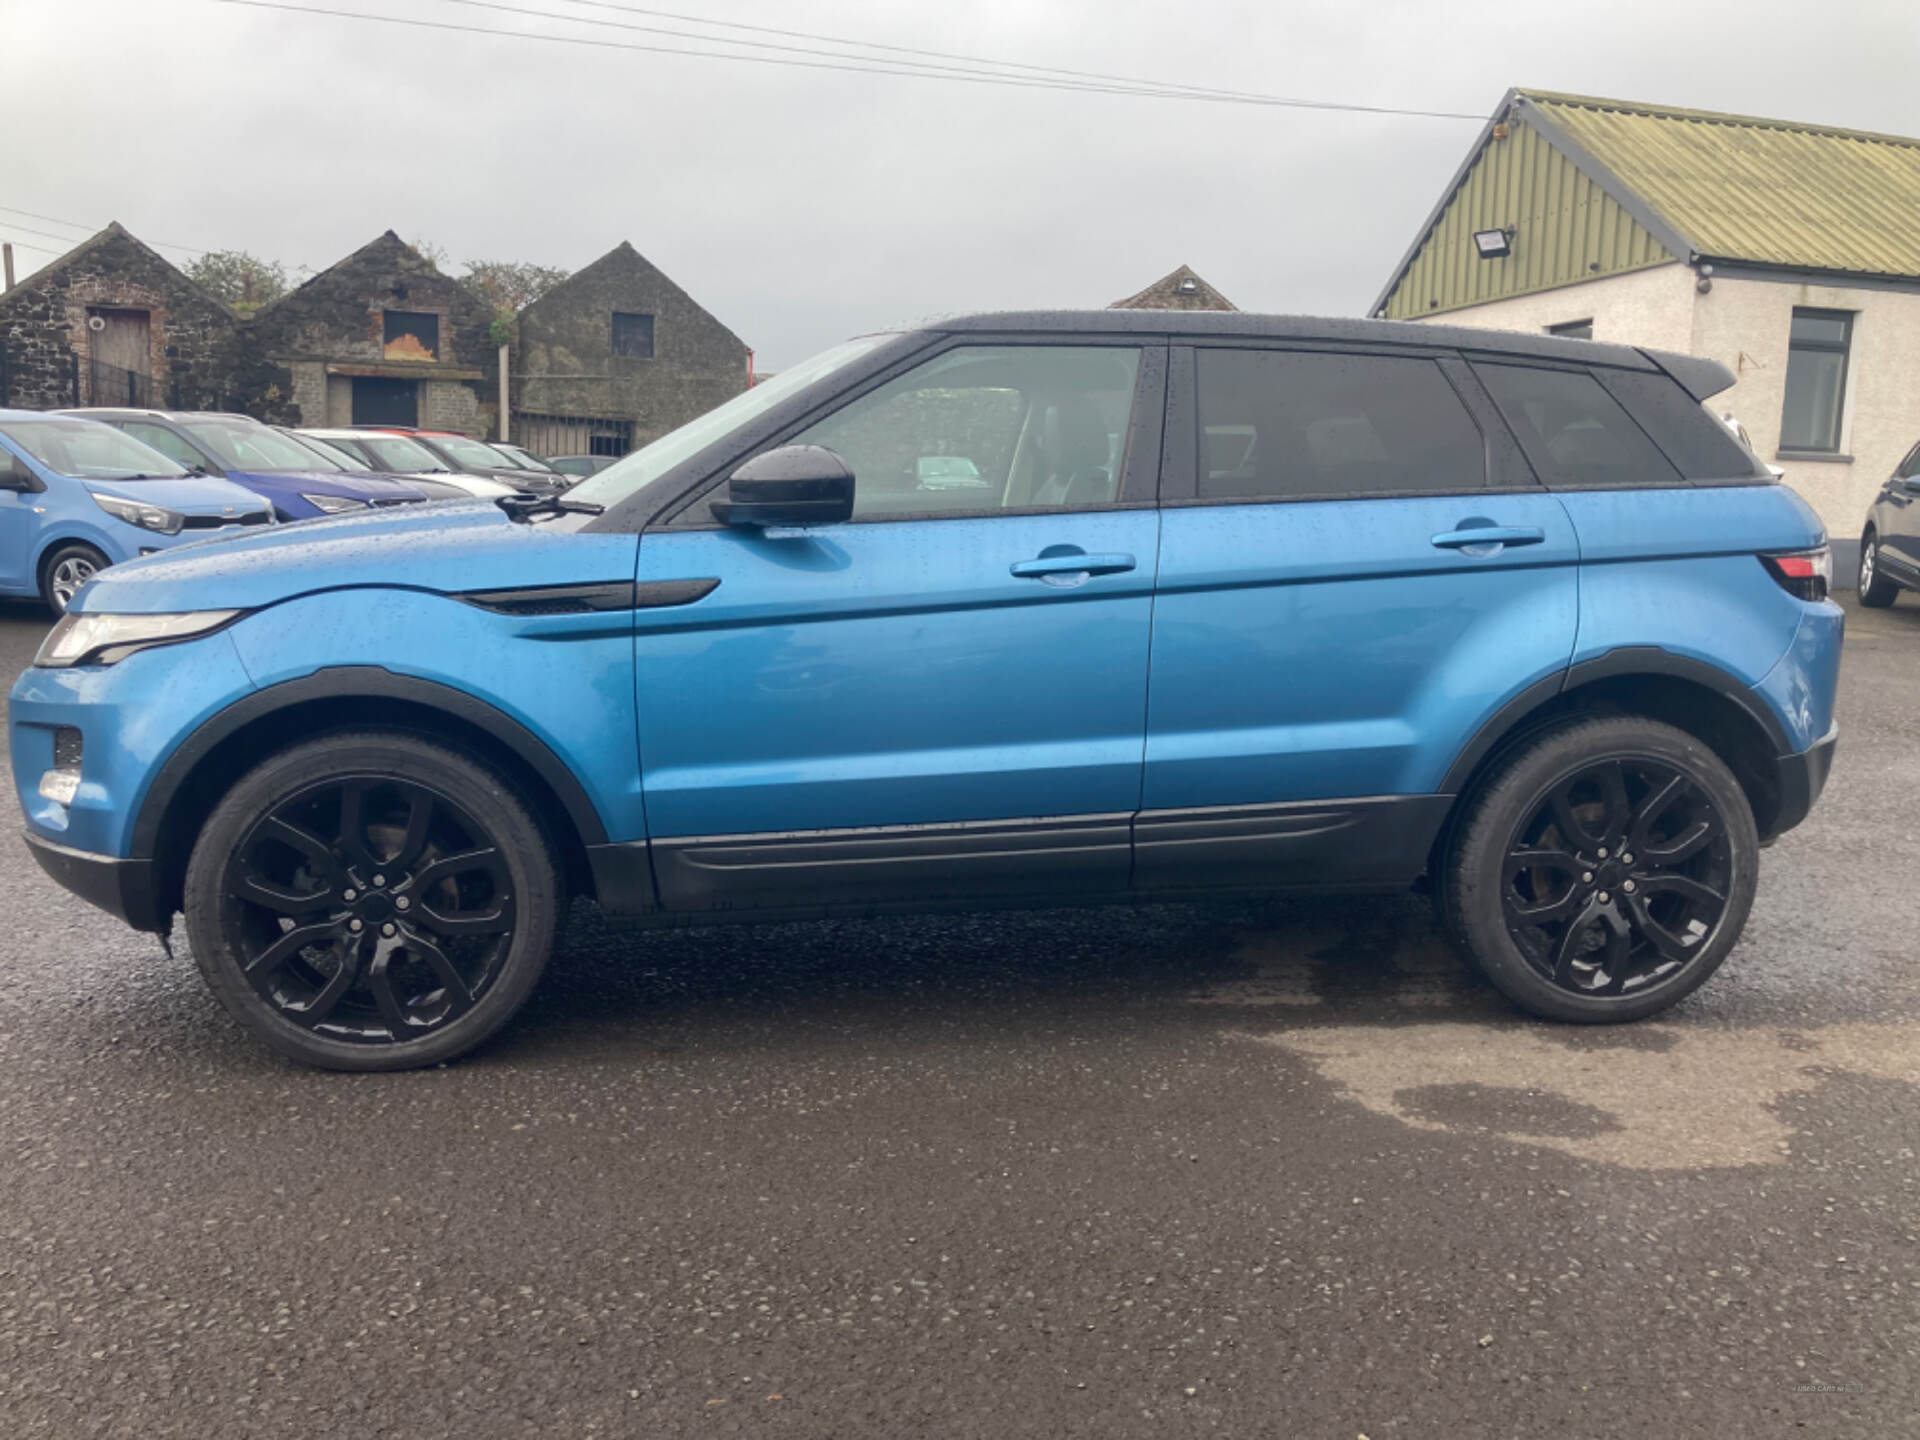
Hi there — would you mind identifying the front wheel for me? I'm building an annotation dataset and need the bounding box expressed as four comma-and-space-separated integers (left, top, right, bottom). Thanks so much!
40, 542, 108, 614
1441, 717, 1759, 1023
1859, 531, 1901, 608
183, 732, 560, 1070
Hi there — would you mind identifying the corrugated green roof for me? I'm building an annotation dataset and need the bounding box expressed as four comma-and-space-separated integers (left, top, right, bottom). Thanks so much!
1522, 89, 1920, 278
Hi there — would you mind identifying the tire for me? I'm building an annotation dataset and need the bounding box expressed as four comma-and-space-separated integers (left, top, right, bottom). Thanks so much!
1441, 716, 1759, 1023
1858, 530, 1900, 608
40, 542, 109, 614
183, 731, 560, 1070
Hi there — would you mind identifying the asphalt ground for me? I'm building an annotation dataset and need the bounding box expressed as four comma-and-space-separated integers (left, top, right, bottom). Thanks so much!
1, 593, 1917, 1439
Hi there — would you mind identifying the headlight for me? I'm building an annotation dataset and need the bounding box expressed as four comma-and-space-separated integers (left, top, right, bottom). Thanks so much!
35, 610, 242, 668
91, 492, 183, 535
301, 493, 367, 514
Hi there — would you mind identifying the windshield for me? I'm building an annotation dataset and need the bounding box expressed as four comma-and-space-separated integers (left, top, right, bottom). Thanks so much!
361, 435, 446, 472
278, 430, 364, 470
181, 418, 335, 473
500, 445, 556, 472
0, 419, 191, 480
433, 435, 518, 469
570, 335, 890, 509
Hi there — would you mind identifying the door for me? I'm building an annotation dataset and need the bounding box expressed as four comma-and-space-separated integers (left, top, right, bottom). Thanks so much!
633, 342, 1165, 912
87, 308, 151, 407
352, 377, 419, 427
1137, 345, 1578, 892
1882, 440, 1920, 580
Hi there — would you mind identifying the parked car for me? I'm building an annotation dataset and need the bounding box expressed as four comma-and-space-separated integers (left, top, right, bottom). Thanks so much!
294, 429, 516, 500
1858, 437, 1920, 606
270, 427, 475, 502
548, 454, 618, 479
0, 410, 271, 611
12, 311, 1841, 1071
60, 410, 434, 521
355, 427, 564, 494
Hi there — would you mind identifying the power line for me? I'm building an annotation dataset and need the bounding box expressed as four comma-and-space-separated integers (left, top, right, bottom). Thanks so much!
448, 0, 1280, 105
210, 0, 1486, 119
541, 0, 1472, 115
0, 203, 209, 257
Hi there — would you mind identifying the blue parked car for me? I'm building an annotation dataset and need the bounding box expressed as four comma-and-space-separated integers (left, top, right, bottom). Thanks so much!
10, 312, 1843, 1070
58, 409, 432, 521
0, 410, 272, 612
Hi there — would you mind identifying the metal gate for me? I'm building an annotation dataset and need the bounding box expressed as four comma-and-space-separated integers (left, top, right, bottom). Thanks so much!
515, 413, 635, 459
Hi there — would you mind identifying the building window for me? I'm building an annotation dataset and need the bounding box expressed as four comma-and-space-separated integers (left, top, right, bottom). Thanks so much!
383, 311, 440, 362
1546, 319, 1593, 340
611, 312, 655, 359
1779, 308, 1852, 454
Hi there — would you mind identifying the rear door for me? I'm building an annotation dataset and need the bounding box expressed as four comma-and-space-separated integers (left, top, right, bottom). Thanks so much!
1138, 344, 1578, 892
633, 340, 1165, 913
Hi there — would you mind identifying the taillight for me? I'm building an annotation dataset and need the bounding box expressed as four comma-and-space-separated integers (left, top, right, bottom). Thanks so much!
1760, 546, 1830, 601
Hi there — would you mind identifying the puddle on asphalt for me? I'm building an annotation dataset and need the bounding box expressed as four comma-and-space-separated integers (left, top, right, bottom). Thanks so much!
1238, 1020, 1920, 1170
1189, 918, 1920, 1169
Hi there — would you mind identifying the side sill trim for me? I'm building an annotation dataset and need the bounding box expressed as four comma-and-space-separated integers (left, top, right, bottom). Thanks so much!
652, 813, 1132, 912
1132, 795, 1452, 891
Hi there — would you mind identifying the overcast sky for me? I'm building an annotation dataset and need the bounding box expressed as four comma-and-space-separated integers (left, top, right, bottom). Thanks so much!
9, 0, 1918, 367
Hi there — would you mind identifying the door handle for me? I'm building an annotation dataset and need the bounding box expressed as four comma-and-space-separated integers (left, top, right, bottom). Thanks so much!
1010, 551, 1136, 579
1431, 526, 1546, 552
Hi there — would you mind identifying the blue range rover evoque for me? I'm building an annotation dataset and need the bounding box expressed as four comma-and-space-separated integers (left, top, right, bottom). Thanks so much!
9, 312, 1843, 1070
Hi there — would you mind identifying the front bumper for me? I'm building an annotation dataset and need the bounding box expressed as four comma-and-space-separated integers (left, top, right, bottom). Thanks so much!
22, 830, 164, 932
1771, 723, 1838, 839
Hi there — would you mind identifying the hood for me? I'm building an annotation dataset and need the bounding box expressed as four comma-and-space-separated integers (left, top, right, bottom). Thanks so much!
225, 467, 423, 499
71, 501, 640, 615
86, 475, 275, 515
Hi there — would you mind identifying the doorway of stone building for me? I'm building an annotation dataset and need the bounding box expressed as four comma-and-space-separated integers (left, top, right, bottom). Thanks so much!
86, 308, 152, 406
351, 376, 420, 427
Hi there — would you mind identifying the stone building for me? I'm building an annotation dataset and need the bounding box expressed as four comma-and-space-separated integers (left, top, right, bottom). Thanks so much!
0, 223, 248, 412
1375, 88, 1920, 576
247, 232, 496, 436
1110, 264, 1238, 311
512, 241, 750, 458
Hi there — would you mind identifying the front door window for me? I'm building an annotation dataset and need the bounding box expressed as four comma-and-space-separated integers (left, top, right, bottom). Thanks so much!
792, 346, 1142, 518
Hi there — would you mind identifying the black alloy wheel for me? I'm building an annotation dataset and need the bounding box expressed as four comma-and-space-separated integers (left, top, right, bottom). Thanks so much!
1500, 757, 1733, 997
185, 733, 558, 1069
1442, 716, 1759, 1022
223, 776, 514, 1043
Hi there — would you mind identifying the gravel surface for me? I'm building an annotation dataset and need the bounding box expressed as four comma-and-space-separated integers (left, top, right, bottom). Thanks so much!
2, 593, 1917, 1438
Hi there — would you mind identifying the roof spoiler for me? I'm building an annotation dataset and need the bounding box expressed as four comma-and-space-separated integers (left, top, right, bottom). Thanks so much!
1644, 349, 1736, 402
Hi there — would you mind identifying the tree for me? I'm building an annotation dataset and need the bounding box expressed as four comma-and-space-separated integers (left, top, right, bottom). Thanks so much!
184, 250, 289, 311
462, 259, 570, 313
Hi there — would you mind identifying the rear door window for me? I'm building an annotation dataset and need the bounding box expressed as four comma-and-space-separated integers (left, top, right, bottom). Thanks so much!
1194, 349, 1486, 501
1474, 363, 1681, 490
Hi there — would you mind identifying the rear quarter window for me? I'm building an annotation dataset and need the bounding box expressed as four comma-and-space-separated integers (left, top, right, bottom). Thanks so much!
1596, 370, 1769, 482
1473, 363, 1681, 491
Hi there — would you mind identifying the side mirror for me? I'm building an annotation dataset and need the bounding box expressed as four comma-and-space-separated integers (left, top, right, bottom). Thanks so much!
711, 445, 854, 528
0, 453, 39, 493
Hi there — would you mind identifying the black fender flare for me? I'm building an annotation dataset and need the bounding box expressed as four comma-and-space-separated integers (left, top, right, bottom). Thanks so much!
1438, 646, 1792, 797
130, 666, 610, 858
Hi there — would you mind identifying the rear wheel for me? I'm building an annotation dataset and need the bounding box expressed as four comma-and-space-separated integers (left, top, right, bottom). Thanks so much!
1442, 716, 1758, 1023
1859, 530, 1901, 608
40, 542, 108, 614
183, 732, 560, 1070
